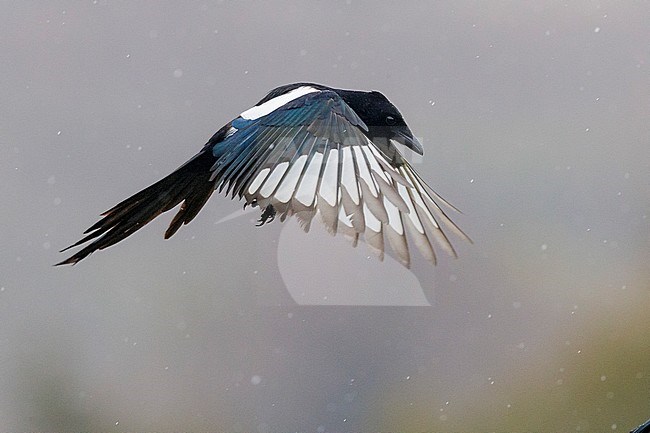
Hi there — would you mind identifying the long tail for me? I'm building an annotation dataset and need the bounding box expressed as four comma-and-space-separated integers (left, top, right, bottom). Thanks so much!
56, 150, 217, 265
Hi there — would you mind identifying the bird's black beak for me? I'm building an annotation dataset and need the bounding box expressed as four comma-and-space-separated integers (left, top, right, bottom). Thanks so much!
394, 127, 424, 155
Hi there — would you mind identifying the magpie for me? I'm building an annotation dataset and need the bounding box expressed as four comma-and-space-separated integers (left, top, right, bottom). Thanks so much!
57, 83, 469, 268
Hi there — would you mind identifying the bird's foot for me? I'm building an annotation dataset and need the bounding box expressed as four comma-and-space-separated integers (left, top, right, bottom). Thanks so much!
257, 205, 276, 226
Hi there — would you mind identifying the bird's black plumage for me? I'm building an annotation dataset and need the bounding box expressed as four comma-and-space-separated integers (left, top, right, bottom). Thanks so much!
58, 83, 469, 267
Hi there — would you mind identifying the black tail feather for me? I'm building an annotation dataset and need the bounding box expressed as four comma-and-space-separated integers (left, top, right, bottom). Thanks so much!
56, 150, 217, 265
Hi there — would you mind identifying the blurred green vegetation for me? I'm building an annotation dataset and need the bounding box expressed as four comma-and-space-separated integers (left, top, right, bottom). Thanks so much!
375, 288, 650, 433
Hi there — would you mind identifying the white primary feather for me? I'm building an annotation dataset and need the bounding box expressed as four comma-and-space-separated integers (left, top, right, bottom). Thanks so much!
340, 147, 360, 205
383, 195, 404, 236
319, 149, 339, 206
259, 162, 289, 198
294, 152, 324, 206
274, 155, 308, 203
248, 168, 270, 195
353, 146, 378, 197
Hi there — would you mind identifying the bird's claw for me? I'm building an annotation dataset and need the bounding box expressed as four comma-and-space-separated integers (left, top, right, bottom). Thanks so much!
256, 205, 276, 226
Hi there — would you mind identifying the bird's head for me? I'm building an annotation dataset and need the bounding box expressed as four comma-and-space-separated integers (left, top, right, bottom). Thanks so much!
338, 89, 424, 155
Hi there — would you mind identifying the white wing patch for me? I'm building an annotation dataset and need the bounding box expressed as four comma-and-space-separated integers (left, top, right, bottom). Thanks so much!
240, 86, 320, 121
353, 146, 378, 197
274, 155, 308, 203
259, 161, 289, 198
248, 168, 270, 195
295, 152, 323, 206
236, 89, 467, 267
341, 147, 359, 205
319, 149, 339, 207
244, 131, 468, 267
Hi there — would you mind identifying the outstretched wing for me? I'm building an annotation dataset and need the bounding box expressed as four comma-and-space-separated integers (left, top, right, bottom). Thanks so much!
211, 88, 469, 268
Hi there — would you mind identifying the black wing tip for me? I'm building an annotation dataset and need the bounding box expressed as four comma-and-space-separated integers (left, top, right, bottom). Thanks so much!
54, 255, 82, 266
55, 244, 84, 265
56, 238, 101, 266
56, 242, 101, 265
164, 224, 180, 239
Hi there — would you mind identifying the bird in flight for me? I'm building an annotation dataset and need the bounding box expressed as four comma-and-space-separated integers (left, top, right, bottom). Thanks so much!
58, 83, 469, 268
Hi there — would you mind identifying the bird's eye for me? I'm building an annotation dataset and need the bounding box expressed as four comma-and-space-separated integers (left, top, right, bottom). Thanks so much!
385, 116, 396, 125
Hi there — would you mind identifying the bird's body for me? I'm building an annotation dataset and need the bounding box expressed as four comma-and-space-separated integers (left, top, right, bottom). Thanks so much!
58, 83, 469, 267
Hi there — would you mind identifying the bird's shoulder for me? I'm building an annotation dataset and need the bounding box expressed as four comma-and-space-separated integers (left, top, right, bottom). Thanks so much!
233, 85, 367, 133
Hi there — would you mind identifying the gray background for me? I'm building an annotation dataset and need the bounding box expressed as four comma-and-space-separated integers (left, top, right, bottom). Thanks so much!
2, 1, 649, 431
